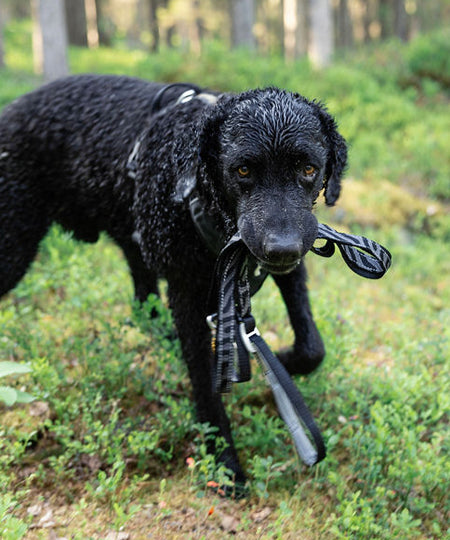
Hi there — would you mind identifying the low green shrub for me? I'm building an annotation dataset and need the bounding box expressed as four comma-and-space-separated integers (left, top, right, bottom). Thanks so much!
406, 29, 450, 90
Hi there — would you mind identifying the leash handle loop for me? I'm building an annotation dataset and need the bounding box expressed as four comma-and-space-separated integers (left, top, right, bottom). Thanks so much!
250, 333, 326, 466
312, 223, 392, 279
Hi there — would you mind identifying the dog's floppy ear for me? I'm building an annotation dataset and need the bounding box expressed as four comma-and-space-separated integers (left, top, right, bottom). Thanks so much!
197, 94, 236, 182
173, 95, 233, 203
313, 103, 348, 206
172, 124, 202, 203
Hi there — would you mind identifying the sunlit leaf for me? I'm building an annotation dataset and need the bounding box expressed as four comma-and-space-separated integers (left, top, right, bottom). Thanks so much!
0, 386, 18, 406
0, 361, 32, 378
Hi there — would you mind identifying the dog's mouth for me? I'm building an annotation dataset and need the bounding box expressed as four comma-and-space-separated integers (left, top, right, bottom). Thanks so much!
240, 237, 304, 275
238, 219, 308, 275
257, 259, 301, 275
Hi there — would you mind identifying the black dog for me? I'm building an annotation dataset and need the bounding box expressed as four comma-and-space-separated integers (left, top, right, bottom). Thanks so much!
0, 76, 347, 483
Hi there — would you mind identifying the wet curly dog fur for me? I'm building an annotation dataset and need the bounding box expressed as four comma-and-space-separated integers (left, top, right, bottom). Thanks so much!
0, 76, 347, 483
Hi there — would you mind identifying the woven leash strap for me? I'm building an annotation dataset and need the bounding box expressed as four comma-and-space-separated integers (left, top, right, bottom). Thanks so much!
249, 330, 326, 465
211, 235, 250, 394
312, 223, 392, 278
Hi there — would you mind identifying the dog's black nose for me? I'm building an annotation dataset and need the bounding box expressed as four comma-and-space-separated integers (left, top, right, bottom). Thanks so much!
263, 234, 303, 263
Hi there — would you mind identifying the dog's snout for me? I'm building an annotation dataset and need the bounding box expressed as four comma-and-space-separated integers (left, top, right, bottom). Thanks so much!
263, 233, 303, 263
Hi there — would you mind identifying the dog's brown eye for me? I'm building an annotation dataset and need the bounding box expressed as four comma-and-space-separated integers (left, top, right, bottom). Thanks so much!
238, 165, 250, 178
304, 165, 316, 176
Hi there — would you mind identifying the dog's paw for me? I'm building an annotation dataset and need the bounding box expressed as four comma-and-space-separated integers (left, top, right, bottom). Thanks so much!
216, 451, 248, 499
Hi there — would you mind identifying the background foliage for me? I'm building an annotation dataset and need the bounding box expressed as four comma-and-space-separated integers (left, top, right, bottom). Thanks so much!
0, 15, 449, 540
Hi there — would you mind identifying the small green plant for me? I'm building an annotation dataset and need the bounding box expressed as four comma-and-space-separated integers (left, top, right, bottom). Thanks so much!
185, 423, 237, 497
88, 460, 126, 502
0, 361, 34, 406
248, 455, 285, 503
0, 493, 28, 540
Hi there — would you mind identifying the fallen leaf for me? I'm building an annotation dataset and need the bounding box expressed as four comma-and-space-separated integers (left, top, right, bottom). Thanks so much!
27, 503, 43, 517
105, 532, 130, 540
221, 513, 239, 533
252, 506, 272, 523
47, 531, 68, 540
80, 453, 102, 472
37, 508, 55, 528
29, 401, 50, 417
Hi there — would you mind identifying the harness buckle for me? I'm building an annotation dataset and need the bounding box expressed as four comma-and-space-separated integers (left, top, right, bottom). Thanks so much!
176, 89, 197, 105
206, 313, 217, 330
239, 316, 260, 354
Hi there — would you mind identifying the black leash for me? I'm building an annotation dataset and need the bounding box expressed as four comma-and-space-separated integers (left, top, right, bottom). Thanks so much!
313, 223, 391, 279
208, 235, 326, 466
208, 226, 391, 467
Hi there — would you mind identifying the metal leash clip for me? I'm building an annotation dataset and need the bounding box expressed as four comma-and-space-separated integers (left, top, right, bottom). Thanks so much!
207, 313, 218, 353
238, 316, 260, 354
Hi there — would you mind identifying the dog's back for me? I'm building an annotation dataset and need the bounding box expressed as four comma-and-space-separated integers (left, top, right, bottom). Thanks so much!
0, 75, 161, 203
0, 75, 164, 294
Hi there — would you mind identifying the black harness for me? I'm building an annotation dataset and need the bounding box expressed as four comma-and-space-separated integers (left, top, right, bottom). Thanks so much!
127, 84, 392, 467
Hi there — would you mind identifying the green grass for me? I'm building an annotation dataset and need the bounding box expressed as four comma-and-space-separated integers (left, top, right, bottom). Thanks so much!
1, 226, 448, 539
0, 21, 449, 539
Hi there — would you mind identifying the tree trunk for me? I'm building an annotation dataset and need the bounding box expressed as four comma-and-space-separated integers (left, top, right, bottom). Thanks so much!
362, 0, 372, 43
230, 0, 255, 49
335, 0, 353, 49
394, 0, 408, 41
94, 0, 111, 46
296, 0, 308, 57
85, 0, 99, 48
65, 0, 88, 46
190, 0, 203, 56
148, 0, 159, 52
283, 0, 297, 61
0, 1, 5, 69
379, 0, 391, 39
32, 0, 69, 81
308, 0, 333, 68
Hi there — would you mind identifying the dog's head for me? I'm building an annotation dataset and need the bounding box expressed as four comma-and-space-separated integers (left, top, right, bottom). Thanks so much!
196, 88, 347, 273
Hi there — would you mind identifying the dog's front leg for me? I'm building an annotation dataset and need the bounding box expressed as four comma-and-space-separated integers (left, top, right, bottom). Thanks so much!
272, 261, 325, 375
167, 277, 246, 485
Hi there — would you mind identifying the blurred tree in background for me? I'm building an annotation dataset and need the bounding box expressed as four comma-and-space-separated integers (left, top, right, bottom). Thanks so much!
65, 0, 88, 46
0, 0, 448, 77
31, 0, 69, 80
0, 2, 4, 68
